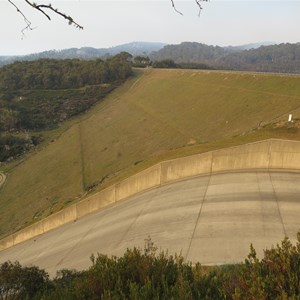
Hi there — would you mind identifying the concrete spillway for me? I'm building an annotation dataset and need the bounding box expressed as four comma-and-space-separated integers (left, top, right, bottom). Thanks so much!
1, 139, 300, 276
1, 170, 300, 277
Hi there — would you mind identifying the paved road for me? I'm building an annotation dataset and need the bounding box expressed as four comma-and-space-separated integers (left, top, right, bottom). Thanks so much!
1, 171, 300, 277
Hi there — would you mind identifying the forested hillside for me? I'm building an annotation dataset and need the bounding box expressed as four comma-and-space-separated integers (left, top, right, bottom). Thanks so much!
0, 53, 132, 162
222, 43, 300, 73
150, 42, 229, 65
150, 42, 300, 73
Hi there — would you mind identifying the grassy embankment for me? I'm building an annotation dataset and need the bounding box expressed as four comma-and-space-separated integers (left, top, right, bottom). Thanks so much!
1, 68, 300, 238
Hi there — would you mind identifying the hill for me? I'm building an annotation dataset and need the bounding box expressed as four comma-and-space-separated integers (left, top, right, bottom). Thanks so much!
150, 42, 300, 73
0, 42, 166, 66
1, 68, 300, 238
222, 43, 300, 73
2, 41, 299, 74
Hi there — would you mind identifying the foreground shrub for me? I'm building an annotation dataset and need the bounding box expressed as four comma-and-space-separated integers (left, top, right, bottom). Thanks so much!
0, 261, 50, 300
2, 233, 300, 299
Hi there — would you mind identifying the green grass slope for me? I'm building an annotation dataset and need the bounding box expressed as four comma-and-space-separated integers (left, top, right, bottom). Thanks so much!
1, 68, 300, 238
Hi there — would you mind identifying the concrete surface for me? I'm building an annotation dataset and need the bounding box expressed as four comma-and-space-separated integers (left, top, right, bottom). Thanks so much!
0, 172, 6, 189
1, 170, 300, 277
2, 139, 300, 252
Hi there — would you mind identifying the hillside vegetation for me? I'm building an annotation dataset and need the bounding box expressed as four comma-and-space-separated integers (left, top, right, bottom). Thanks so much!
1, 68, 300, 238
0, 54, 132, 162
150, 42, 300, 73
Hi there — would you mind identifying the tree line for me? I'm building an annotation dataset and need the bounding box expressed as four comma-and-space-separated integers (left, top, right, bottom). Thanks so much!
1, 234, 300, 299
150, 42, 300, 74
0, 53, 132, 91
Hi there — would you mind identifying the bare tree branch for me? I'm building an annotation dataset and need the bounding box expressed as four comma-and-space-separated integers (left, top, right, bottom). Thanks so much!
195, 0, 208, 16
7, 0, 83, 35
170, 0, 183, 16
24, 0, 83, 29
8, 0, 206, 37
171, 0, 208, 16
7, 0, 34, 37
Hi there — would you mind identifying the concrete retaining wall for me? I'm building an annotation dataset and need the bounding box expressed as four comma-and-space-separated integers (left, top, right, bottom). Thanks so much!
212, 141, 271, 172
42, 205, 77, 233
115, 164, 161, 201
161, 152, 212, 184
1, 139, 300, 251
13, 222, 44, 246
269, 140, 300, 169
76, 186, 116, 219
0, 235, 14, 251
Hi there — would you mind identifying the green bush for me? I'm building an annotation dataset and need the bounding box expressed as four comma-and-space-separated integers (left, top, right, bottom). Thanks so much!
2, 233, 300, 299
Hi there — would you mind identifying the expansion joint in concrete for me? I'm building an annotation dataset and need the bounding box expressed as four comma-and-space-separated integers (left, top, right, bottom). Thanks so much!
185, 174, 211, 261
268, 171, 287, 237
114, 188, 160, 249
267, 140, 272, 171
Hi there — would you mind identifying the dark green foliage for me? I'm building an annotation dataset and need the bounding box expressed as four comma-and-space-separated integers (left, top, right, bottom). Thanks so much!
151, 60, 212, 70
177, 62, 213, 70
2, 234, 300, 299
132, 56, 151, 68
44, 248, 224, 300
0, 54, 132, 91
0, 134, 42, 162
0, 235, 300, 300
0, 261, 50, 300
13, 85, 114, 130
227, 235, 300, 300
152, 59, 178, 69
150, 42, 227, 66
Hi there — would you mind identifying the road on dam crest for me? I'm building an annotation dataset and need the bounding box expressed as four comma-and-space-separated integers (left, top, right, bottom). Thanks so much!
1, 170, 300, 277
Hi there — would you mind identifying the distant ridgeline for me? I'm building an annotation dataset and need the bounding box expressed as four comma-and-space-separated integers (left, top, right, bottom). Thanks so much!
150, 42, 300, 74
0, 53, 132, 163
2, 42, 300, 74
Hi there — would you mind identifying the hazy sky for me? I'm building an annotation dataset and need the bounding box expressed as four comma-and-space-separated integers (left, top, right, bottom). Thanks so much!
0, 0, 299, 55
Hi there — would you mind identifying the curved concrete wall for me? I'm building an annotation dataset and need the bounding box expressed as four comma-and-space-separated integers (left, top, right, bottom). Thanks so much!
115, 164, 161, 201
1, 139, 300, 251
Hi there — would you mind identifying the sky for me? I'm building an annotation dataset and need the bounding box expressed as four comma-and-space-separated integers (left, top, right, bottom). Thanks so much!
0, 0, 300, 56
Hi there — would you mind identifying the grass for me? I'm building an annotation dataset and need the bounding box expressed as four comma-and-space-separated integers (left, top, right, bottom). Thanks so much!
1, 68, 300, 238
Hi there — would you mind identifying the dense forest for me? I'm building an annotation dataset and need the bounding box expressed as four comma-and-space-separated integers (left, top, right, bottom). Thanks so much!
150, 42, 228, 66
150, 42, 300, 73
1, 234, 300, 299
0, 53, 132, 162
